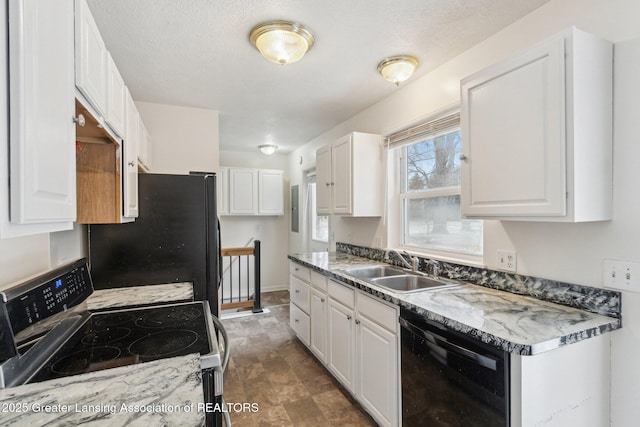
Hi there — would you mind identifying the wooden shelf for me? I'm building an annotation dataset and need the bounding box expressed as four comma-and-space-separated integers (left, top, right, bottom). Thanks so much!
75, 99, 122, 224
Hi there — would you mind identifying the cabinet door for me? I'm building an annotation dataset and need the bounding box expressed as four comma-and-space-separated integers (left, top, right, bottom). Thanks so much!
106, 53, 126, 138
290, 302, 310, 346
123, 88, 139, 219
229, 168, 257, 214
217, 167, 228, 215
328, 299, 355, 392
5, 0, 76, 233
258, 170, 284, 215
75, 0, 107, 117
461, 35, 566, 218
310, 288, 328, 363
357, 315, 398, 427
332, 135, 353, 214
315, 145, 332, 214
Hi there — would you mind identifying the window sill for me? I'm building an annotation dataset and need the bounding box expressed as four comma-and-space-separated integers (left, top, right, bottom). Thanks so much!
397, 245, 485, 269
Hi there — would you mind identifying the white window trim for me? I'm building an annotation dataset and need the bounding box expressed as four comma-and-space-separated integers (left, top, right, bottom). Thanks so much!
387, 113, 484, 267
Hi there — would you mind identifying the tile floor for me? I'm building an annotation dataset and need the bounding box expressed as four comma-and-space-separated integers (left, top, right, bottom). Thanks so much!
221, 290, 378, 426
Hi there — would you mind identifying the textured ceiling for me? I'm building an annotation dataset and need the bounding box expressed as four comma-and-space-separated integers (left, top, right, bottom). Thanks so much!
87, 0, 550, 153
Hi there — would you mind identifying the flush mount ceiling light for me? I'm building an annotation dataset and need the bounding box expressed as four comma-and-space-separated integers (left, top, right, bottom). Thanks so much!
259, 144, 278, 155
377, 55, 419, 86
249, 20, 315, 65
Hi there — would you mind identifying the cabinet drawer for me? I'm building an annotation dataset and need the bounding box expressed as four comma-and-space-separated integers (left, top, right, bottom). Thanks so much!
290, 276, 310, 313
357, 292, 398, 333
290, 262, 310, 282
290, 302, 310, 346
310, 270, 328, 292
328, 280, 355, 309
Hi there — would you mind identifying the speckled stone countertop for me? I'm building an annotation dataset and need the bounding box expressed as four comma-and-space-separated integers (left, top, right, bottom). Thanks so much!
86, 282, 193, 311
289, 252, 621, 355
0, 354, 205, 426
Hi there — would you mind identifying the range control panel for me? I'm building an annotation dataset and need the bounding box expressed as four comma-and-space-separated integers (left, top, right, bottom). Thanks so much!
2, 259, 93, 339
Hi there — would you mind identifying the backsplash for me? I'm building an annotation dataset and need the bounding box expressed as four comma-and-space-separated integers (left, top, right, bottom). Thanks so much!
336, 242, 622, 319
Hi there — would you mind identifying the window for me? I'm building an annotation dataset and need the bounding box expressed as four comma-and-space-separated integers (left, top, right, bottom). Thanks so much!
396, 119, 482, 256
309, 181, 329, 242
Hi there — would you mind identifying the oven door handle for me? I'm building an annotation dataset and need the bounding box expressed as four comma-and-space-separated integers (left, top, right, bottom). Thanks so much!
400, 317, 498, 371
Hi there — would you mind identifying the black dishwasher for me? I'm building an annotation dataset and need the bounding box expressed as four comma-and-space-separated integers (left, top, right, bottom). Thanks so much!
400, 308, 509, 426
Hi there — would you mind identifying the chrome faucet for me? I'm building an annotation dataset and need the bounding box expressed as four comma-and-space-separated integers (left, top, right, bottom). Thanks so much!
385, 249, 419, 272
427, 259, 441, 278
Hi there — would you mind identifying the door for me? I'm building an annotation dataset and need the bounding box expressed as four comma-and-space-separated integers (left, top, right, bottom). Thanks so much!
123, 88, 139, 219
328, 299, 355, 392
461, 35, 566, 218
310, 288, 328, 363
258, 170, 284, 215
315, 145, 332, 214
358, 316, 398, 427
75, 0, 107, 117
229, 168, 257, 214
7, 0, 76, 231
106, 53, 126, 138
332, 135, 352, 214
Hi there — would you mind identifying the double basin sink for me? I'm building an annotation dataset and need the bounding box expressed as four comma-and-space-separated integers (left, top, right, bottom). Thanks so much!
342, 265, 460, 294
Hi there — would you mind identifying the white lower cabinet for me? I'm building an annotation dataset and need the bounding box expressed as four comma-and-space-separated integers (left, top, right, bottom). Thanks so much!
328, 296, 356, 392
289, 265, 399, 427
289, 302, 310, 346
356, 294, 400, 427
310, 288, 328, 363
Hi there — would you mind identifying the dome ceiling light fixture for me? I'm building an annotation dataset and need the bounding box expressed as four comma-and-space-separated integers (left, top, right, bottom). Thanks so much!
249, 20, 315, 65
377, 55, 419, 86
259, 144, 278, 155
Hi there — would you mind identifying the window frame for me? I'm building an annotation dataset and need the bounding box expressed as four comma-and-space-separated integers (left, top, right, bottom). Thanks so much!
308, 180, 329, 244
390, 113, 483, 265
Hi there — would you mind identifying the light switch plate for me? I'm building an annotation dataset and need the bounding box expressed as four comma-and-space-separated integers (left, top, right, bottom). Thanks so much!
603, 259, 640, 292
497, 250, 517, 272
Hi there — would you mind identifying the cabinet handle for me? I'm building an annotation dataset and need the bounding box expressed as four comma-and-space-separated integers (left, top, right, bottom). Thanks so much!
326, 182, 330, 186
331, 182, 335, 186
295, 289, 300, 293
128, 161, 135, 167
321, 298, 325, 302
347, 315, 352, 320
459, 154, 468, 161
294, 318, 299, 323
355, 319, 360, 325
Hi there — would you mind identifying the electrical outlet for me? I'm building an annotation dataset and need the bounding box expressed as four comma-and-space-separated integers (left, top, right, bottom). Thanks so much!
497, 250, 517, 272
603, 259, 640, 292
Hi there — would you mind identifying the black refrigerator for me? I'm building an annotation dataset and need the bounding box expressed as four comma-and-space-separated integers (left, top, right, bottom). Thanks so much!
88, 173, 220, 315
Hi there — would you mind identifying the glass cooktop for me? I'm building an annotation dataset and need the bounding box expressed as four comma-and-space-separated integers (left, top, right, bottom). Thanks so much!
29, 302, 212, 383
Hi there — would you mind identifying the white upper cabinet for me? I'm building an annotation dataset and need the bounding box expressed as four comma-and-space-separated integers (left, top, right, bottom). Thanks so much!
460, 27, 613, 222
316, 132, 384, 216
316, 145, 332, 214
106, 53, 126, 138
75, 0, 107, 118
217, 167, 228, 215
2, 0, 76, 238
258, 170, 284, 215
123, 88, 139, 219
229, 168, 257, 215
225, 167, 284, 216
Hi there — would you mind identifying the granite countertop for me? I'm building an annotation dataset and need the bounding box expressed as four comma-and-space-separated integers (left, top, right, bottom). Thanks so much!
0, 354, 205, 426
289, 252, 621, 355
86, 282, 194, 311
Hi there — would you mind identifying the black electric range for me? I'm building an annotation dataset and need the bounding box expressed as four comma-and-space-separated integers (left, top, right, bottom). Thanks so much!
0, 258, 225, 427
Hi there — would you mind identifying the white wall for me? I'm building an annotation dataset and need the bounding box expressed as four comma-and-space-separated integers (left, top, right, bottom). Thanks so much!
220, 151, 290, 291
288, 0, 640, 425
135, 102, 219, 174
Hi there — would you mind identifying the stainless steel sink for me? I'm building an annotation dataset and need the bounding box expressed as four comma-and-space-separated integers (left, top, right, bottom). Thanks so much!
370, 275, 458, 293
343, 265, 408, 280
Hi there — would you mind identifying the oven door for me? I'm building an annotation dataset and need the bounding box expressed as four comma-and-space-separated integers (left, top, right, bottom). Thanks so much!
400, 315, 509, 426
